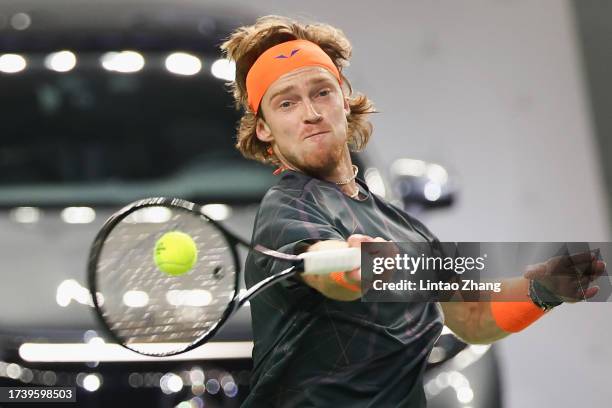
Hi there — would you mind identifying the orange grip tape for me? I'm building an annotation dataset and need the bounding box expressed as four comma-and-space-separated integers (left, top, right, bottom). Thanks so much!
330, 271, 361, 293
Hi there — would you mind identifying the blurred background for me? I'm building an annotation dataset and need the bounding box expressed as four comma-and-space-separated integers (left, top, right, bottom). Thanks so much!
0, 0, 610, 407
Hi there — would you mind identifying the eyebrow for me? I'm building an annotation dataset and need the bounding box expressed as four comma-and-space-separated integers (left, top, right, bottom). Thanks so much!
267, 77, 335, 104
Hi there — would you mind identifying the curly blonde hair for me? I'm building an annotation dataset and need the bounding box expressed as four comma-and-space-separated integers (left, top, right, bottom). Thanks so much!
220, 15, 376, 166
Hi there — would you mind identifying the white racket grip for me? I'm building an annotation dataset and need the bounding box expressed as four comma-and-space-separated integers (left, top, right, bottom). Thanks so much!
299, 248, 361, 275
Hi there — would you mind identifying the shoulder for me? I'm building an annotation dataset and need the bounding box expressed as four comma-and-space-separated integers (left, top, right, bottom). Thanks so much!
254, 171, 333, 226
259, 170, 332, 210
373, 194, 440, 243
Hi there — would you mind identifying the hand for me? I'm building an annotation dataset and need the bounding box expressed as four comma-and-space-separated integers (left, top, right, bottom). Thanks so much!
304, 234, 391, 300
523, 251, 606, 302
345, 234, 394, 284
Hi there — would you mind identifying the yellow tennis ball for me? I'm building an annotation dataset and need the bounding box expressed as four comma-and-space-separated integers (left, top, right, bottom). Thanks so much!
154, 231, 198, 276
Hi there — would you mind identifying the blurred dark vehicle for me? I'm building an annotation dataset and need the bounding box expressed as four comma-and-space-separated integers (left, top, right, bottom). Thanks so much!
0, 1, 501, 407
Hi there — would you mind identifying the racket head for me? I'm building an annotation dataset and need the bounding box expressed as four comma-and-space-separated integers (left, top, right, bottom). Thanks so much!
88, 197, 241, 356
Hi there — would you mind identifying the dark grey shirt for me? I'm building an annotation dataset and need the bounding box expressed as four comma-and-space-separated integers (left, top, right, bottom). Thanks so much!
243, 170, 444, 407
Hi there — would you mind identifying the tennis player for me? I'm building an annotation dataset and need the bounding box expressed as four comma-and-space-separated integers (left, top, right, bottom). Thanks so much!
221, 15, 604, 407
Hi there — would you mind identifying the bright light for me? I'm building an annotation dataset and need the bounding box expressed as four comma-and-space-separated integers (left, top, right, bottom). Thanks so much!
201, 204, 231, 221
83, 374, 101, 392
190, 368, 205, 385
123, 290, 149, 308
101, 51, 145, 73
45, 51, 77, 72
391, 158, 427, 177
20, 368, 33, 383
423, 182, 442, 201
6, 364, 21, 379
87, 337, 105, 346
364, 168, 386, 197
123, 206, 172, 224
83, 330, 98, 343
223, 381, 238, 398
19, 341, 254, 362
0, 54, 26, 73
61, 207, 96, 224
160, 373, 183, 394
435, 372, 449, 388
456, 386, 474, 404
168, 374, 183, 392
56, 279, 93, 307
451, 344, 491, 371
426, 163, 448, 184
448, 371, 468, 388
211, 58, 235, 81
165, 52, 202, 76
424, 380, 440, 396
166, 290, 212, 307
189, 397, 204, 408
221, 374, 238, 398
206, 378, 220, 395
10, 207, 40, 223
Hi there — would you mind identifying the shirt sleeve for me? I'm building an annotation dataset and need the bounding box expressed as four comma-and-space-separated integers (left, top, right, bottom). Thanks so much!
247, 187, 346, 289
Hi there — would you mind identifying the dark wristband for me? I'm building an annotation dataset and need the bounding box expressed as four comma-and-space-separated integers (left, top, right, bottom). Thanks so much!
528, 279, 563, 312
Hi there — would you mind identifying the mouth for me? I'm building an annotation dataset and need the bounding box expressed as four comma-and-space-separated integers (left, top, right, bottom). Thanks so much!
304, 131, 329, 140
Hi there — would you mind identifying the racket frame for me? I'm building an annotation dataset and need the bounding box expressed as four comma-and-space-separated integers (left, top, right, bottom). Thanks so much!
88, 197, 254, 357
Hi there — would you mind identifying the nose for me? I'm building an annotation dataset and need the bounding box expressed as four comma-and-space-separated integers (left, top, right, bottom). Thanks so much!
303, 100, 322, 123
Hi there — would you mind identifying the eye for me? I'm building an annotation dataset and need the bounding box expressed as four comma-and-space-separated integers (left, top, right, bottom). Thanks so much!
318, 89, 331, 97
279, 101, 292, 109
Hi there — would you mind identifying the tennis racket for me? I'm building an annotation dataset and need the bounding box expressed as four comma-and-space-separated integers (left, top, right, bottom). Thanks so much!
87, 197, 360, 357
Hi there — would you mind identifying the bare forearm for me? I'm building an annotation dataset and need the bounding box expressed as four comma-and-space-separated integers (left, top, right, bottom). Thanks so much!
442, 277, 534, 344
441, 301, 508, 344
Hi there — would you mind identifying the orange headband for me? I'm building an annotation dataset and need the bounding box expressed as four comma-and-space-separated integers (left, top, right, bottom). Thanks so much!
246, 39, 342, 114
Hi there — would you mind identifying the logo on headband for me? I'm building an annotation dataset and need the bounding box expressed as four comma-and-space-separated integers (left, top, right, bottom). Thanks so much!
275, 48, 301, 59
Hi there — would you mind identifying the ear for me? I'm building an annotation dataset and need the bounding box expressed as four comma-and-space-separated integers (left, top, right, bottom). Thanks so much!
255, 117, 273, 143
343, 96, 350, 117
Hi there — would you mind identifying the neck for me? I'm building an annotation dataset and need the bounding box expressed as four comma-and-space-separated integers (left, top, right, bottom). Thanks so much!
319, 152, 358, 197
278, 147, 359, 197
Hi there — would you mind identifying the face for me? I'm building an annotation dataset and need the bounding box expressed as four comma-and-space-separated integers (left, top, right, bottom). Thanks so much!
255, 66, 350, 176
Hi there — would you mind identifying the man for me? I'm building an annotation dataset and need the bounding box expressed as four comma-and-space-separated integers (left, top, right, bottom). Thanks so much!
221, 16, 604, 407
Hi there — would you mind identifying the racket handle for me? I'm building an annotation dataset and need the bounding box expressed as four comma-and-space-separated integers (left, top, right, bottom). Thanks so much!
299, 248, 361, 275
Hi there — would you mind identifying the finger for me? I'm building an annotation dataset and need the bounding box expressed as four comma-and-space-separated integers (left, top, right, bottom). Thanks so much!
347, 234, 374, 247
347, 234, 372, 242
346, 267, 361, 282
574, 259, 605, 281
584, 285, 599, 299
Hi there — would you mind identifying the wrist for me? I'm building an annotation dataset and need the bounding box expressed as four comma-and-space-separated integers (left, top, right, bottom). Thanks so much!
528, 279, 563, 312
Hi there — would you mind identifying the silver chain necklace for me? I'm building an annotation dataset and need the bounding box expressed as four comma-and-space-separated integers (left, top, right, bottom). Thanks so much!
335, 165, 359, 185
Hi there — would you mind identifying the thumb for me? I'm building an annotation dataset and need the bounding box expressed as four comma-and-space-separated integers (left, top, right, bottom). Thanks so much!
346, 267, 361, 282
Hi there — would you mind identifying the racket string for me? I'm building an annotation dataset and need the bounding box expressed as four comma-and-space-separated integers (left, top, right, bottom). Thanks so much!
94, 205, 238, 355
